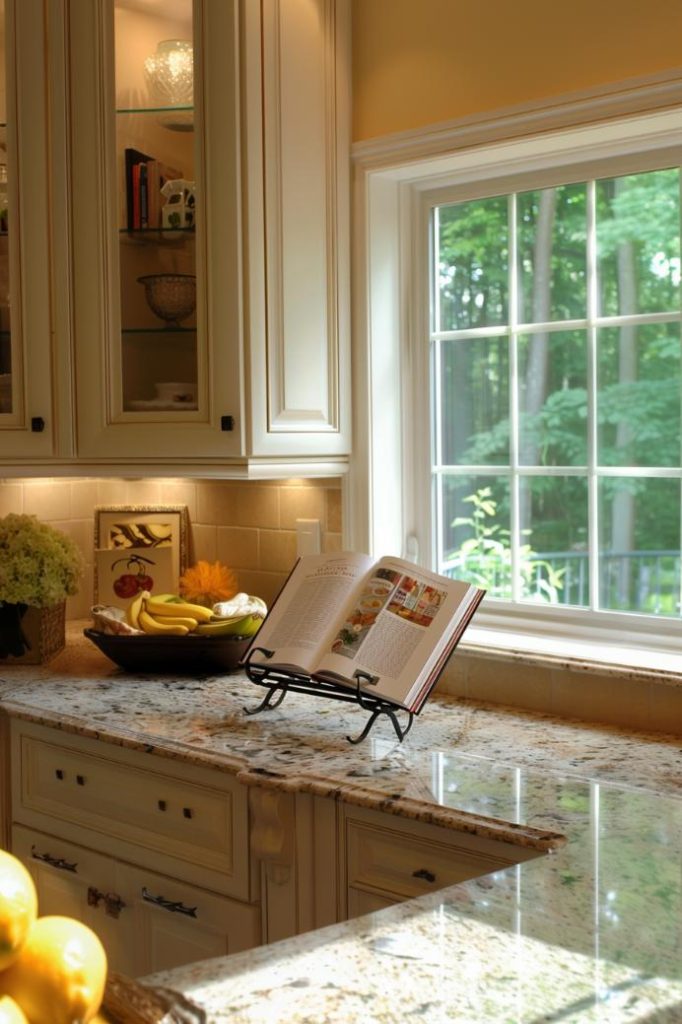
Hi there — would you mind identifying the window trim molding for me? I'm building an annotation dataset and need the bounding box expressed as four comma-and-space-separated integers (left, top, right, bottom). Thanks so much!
350, 81, 682, 667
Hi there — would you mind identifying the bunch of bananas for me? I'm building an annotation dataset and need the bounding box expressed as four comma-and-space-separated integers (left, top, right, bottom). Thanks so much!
0, 849, 107, 1023
127, 590, 267, 638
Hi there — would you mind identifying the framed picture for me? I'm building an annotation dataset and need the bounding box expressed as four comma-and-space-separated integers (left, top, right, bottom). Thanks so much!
95, 546, 175, 611
94, 504, 188, 602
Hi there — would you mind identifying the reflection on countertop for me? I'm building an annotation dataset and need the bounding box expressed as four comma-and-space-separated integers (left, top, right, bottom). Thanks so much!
2, 624, 682, 1021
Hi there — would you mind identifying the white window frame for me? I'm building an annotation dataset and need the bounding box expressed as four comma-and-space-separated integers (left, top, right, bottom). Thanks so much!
350, 101, 682, 672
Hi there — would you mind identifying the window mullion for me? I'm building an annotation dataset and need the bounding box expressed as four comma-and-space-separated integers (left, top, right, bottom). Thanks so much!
586, 179, 600, 612
509, 192, 521, 602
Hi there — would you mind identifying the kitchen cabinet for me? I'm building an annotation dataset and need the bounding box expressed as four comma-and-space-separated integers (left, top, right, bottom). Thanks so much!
60, 0, 350, 472
10, 720, 260, 977
338, 804, 541, 919
0, 0, 59, 460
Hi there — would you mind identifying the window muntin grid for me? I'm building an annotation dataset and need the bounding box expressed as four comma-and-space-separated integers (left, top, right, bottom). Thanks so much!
430, 168, 682, 619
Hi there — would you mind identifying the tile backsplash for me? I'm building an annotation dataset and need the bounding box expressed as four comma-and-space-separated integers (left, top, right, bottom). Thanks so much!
0, 477, 343, 618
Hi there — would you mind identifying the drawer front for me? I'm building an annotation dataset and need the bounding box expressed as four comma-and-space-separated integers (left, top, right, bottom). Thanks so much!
345, 818, 516, 902
11, 722, 251, 900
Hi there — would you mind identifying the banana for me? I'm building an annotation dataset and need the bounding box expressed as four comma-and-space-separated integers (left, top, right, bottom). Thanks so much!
138, 609, 190, 636
145, 596, 213, 623
195, 614, 262, 637
126, 590, 149, 629
151, 615, 199, 630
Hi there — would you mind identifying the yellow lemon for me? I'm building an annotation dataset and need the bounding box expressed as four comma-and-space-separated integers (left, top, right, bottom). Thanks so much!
0, 997, 29, 1024
0, 850, 37, 971
0, 916, 107, 1024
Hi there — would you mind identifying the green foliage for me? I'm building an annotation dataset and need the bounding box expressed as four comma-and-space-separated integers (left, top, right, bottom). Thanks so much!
0, 514, 84, 608
446, 488, 564, 603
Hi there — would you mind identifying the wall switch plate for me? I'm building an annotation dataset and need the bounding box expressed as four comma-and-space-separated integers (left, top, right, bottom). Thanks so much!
296, 518, 321, 556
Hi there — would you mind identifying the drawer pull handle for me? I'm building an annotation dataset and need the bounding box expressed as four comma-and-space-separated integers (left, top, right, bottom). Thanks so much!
157, 799, 167, 811
31, 846, 77, 873
55, 769, 64, 780
76, 775, 85, 786
142, 886, 197, 918
104, 893, 126, 919
412, 868, 436, 884
182, 807, 192, 819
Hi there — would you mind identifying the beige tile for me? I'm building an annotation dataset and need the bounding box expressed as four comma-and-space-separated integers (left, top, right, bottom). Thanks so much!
326, 488, 342, 532
466, 656, 552, 712
159, 480, 198, 521
189, 524, 217, 563
52, 519, 93, 563
259, 529, 298, 572
121, 480, 163, 505
23, 480, 71, 520
551, 669, 651, 731
0, 482, 23, 515
279, 484, 326, 529
196, 482, 235, 526
434, 657, 468, 698
648, 682, 682, 736
237, 569, 288, 607
96, 479, 129, 507
216, 527, 259, 570
322, 531, 342, 553
70, 480, 99, 518
232, 485, 279, 529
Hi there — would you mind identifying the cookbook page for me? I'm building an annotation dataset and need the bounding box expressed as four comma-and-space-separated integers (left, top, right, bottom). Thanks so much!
246, 552, 376, 675
315, 556, 483, 708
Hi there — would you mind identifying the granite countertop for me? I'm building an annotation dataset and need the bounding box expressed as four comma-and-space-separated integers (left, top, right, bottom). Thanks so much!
3, 625, 682, 1022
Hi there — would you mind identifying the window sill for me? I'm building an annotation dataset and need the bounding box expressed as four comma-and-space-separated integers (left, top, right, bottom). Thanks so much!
459, 626, 682, 688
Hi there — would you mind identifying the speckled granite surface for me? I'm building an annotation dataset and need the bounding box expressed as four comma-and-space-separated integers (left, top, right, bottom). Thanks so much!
3, 625, 682, 1022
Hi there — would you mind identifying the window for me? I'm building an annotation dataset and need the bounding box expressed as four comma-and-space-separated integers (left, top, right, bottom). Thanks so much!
353, 105, 682, 664
431, 168, 681, 623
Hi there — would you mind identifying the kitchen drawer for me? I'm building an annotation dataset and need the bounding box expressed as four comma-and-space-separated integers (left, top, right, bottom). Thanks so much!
11, 721, 252, 900
342, 805, 537, 908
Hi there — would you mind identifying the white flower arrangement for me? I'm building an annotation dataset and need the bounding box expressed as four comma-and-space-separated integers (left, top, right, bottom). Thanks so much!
0, 514, 84, 608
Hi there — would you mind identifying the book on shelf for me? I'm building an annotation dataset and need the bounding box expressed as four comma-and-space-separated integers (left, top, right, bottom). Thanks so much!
124, 148, 182, 232
244, 552, 485, 714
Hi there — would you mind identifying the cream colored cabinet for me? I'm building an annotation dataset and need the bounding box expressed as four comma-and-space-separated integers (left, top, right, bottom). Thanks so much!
13, 824, 259, 976
338, 805, 541, 920
0, 0, 62, 460
10, 720, 261, 977
62, 0, 350, 471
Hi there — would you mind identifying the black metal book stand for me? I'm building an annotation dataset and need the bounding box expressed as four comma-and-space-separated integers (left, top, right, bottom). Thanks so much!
242, 646, 415, 744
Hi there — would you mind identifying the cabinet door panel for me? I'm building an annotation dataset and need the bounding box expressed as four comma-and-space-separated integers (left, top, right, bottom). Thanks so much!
244, 0, 350, 457
11, 824, 137, 977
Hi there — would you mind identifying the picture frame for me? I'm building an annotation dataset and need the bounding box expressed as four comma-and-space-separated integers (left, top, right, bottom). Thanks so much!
94, 504, 189, 602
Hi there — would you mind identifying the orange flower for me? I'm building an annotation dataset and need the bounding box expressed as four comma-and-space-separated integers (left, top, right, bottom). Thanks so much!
179, 560, 238, 607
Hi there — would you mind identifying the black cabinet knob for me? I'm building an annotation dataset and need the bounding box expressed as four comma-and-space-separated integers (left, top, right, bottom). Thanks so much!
31, 416, 45, 432
220, 415, 234, 432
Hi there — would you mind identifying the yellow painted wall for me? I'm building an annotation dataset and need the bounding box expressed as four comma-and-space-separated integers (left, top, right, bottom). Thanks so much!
352, 0, 682, 141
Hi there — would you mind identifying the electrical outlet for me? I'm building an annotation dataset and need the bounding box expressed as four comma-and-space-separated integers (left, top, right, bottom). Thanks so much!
296, 518, 321, 556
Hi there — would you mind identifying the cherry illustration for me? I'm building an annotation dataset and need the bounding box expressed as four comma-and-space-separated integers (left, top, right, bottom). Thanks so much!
112, 555, 156, 597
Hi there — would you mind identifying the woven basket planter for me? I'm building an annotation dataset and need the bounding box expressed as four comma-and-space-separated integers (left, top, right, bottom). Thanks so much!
0, 601, 66, 665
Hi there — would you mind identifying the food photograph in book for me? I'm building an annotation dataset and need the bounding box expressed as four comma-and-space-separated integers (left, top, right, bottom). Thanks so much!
331, 569, 448, 660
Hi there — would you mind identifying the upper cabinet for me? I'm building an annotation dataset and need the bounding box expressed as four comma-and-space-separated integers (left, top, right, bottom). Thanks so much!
63, 0, 350, 472
0, 0, 56, 460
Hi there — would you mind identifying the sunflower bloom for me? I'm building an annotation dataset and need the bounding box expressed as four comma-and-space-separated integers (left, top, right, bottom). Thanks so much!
179, 560, 238, 607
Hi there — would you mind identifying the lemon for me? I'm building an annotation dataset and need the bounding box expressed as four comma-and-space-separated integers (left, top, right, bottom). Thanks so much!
0, 916, 107, 1024
0, 997, 28, 1024
0, 851, 37, 971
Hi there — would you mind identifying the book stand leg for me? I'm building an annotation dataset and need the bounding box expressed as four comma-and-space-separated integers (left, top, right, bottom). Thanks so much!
242, 648, 415, 744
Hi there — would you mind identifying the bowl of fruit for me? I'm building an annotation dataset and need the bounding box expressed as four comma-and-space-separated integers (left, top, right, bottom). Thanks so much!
86, 590, 267, 674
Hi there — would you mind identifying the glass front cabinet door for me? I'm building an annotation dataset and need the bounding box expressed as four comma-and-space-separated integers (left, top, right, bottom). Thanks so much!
0, 0, 55, 459
66, 0, 350, 469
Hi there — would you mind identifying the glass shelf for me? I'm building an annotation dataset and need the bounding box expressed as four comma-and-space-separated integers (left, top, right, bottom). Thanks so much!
119, 227, 195, 245
116, 105, 193, 115
122, 326, 196, 335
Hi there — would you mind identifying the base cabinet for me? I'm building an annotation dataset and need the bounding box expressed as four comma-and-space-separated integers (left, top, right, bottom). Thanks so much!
13, 823, 261, 977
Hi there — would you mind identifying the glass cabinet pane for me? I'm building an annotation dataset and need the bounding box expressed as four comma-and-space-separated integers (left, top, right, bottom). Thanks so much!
0, 0, 11, 415
114, 0, 197, 413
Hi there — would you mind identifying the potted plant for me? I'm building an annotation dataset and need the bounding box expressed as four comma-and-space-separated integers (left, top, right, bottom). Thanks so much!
0, 514, 84, 664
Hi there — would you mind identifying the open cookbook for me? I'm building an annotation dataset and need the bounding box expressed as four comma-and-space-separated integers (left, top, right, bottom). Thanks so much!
243, 552, 485, 714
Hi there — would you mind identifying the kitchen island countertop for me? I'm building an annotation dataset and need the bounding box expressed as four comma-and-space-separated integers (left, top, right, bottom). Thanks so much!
2, 625, 682, 1022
